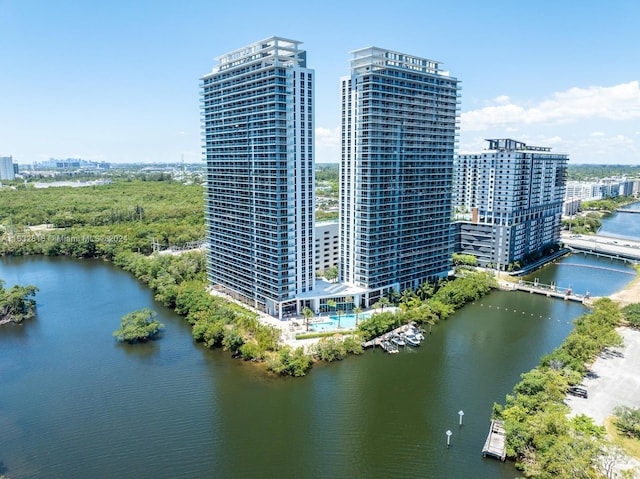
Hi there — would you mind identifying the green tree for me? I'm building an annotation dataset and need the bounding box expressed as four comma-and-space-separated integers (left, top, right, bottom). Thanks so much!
324, 266, 338, 283
267, 346, 312, 377
353, 306, 362, 326
113, 308, 164, 343
326, 299, 337, 314
613, 406, 640, 439
336, 308, 343, 328
622, 303, 640, 329
417, 281, 434, 301
0, 280, 38, 324
302, 306, 314, 332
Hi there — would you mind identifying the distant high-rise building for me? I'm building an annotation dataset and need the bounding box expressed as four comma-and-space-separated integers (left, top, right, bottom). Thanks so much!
201, 37, 314, 317
340, 47, 460, 305
454, 139, 568, 269
0, 156, 15, 180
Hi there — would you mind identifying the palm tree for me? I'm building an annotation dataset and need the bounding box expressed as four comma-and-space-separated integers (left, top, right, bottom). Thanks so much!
378, 296, 391, 310
302, 306, 314, 332
336, 308, 343, 329
387, 288, 401, 305
345, 295, 354, 311
418, 281, 433, 301
353, 306, 362, 326
326, 299, 337, 315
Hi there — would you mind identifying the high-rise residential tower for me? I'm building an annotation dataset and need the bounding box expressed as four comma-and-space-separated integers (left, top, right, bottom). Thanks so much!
454, 139, 568, 270
340, 47, 460, 305
201, 37, 314, 317
0, 156, 15, 180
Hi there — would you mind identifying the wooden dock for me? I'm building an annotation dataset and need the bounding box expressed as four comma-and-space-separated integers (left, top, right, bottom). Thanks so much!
482, 420, 507, 461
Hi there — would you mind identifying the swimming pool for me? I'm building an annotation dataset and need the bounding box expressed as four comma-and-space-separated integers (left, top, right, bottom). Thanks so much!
309, 312, 373, 332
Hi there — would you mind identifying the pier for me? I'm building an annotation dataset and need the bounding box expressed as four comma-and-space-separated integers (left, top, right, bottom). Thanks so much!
510, 280, 587, 302
482, 420, 507, 461
616, 208, 640, 214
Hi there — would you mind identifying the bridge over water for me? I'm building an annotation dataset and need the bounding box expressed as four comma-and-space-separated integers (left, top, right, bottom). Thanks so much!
561, 232, 640, 263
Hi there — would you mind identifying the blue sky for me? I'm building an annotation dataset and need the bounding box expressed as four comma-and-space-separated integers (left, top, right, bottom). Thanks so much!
1, 0, 639, 165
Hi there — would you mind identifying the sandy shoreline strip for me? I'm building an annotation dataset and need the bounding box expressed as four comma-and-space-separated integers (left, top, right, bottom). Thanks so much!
609, 265, 640, 307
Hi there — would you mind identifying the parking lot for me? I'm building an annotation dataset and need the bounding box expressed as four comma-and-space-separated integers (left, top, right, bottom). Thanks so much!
567, 328, 640, 424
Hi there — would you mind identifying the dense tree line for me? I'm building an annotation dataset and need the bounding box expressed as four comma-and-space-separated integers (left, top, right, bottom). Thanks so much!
0, 180, 204, 258
356, 272, 497, 341
562, 212, 603, 235
0, 280, 38, 324
582, 195, 637, 213
493, 299, 633, 477
113, 250, 317, 376
567, 165, 640, 181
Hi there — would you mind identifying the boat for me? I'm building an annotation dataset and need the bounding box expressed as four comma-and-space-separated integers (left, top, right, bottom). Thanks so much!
410, 328, 425, 341
403, 334, 421, 347
390, 335, 405, 347
381, 340, 399, 354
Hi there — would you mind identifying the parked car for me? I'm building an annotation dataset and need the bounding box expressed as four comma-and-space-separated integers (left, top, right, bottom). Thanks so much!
568, 386, 588, 398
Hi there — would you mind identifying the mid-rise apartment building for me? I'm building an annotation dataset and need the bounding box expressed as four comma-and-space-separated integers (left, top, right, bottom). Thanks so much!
315, 220, 339, 273
454, 139, 568, 269
340, 47, 460, 305
201, 37, 314, 317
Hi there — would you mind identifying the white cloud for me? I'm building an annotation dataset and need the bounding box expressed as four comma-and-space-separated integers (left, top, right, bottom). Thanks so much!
316, 127, 340, 147
590, 131, 605, 137
461, 81, 640, 131
542, 136, 563, 145
315, 126, 341, 163
493, 95, 511, 105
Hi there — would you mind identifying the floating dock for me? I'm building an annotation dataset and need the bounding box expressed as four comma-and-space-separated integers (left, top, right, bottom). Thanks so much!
482, 420, 507, 461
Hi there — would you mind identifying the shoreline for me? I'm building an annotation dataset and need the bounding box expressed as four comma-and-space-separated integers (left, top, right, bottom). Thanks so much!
609, 265, 640, 307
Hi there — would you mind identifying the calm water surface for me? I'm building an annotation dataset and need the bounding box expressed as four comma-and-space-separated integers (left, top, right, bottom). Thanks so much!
598, 200, 640, 239
0, 251, 635, 479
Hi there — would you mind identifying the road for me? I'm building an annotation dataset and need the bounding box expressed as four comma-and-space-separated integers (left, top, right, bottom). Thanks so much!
561, 232, 640, 261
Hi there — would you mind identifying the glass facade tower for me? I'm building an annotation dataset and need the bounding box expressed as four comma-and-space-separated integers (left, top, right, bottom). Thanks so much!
340, 47, 460, 304
201, 37, 315, 317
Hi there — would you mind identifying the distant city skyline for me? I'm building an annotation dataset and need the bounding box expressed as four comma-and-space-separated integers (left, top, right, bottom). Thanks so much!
1, 0, 639, 165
